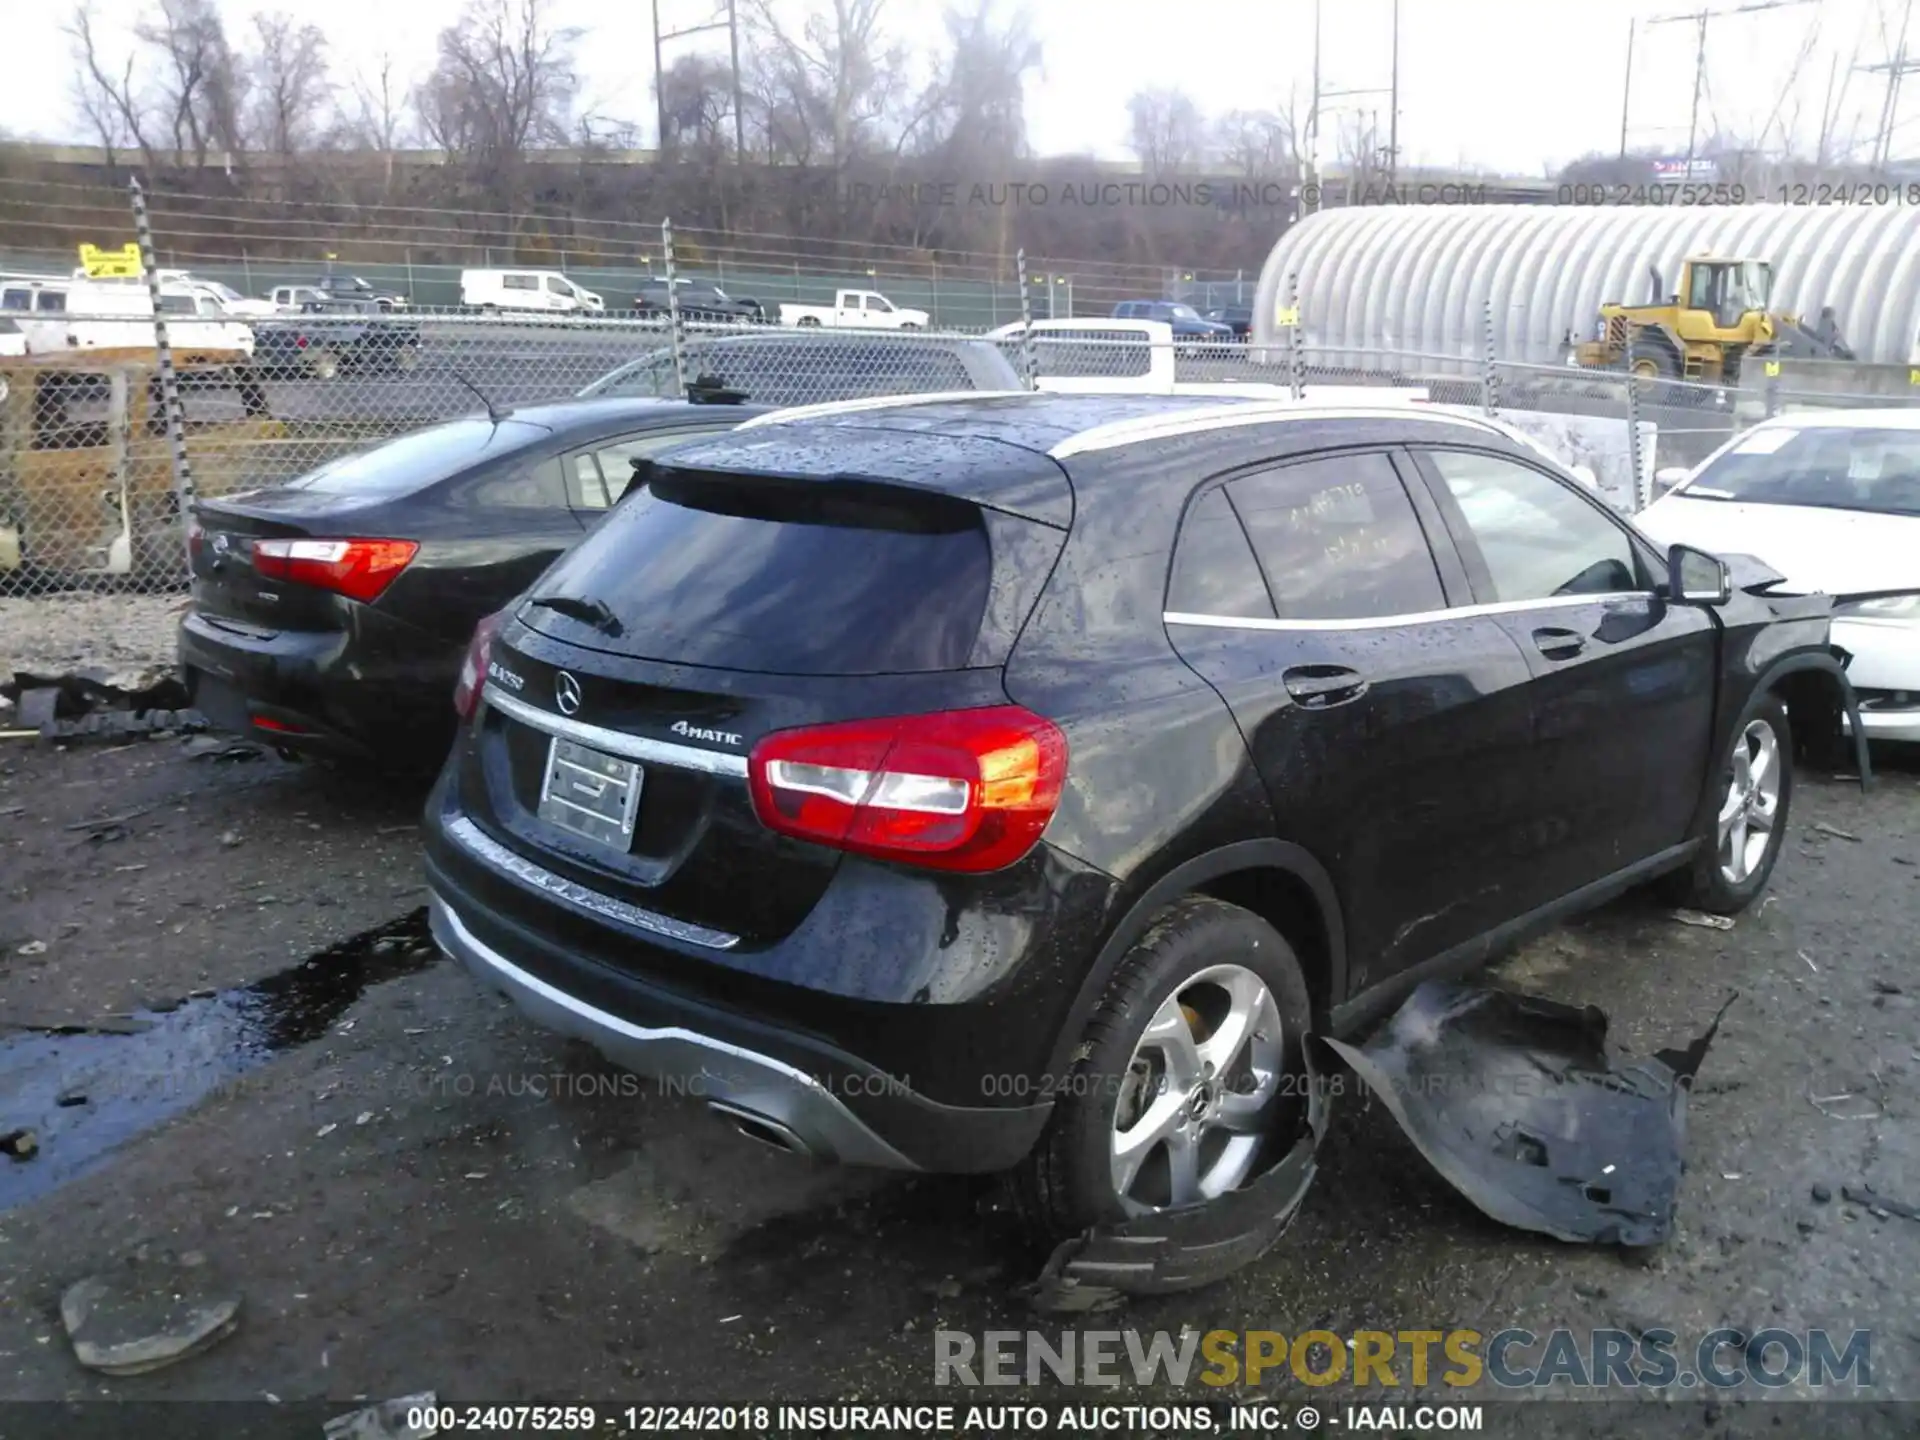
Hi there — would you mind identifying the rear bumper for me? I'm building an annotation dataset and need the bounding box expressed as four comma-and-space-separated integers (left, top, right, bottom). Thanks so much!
420, 754, 1104, 1172
178, 608, 458, 763
429, 895, 921, 1169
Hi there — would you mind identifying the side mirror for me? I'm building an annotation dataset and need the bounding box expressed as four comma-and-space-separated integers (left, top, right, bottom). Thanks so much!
1667, 543, 1731, 606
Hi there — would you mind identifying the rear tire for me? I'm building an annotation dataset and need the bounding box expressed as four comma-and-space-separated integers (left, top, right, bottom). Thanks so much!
1012, 896, 1313, 1246
1666, 693, 1793, 915
796, 315, 821, 327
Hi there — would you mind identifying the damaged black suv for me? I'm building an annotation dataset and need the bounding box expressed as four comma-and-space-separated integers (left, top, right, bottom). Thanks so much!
422, 392, 1858, 1282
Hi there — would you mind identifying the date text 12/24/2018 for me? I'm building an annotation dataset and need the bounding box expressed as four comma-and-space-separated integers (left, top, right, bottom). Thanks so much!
1556, 182, 1920, 206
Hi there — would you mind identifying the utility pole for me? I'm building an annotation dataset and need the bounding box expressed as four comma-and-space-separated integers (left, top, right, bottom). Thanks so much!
728, 0, 745, 159
1860, 0, 1917, 168
652, 0, 668, 156
1307, 0, 1322, 210
1684, 9, 1708, 178
1619, 18, 1636, 159
1387, 0, 1400, 182
651, 0, 748, 157
1817, 50, 1840, 165
1649, 1, 1817, 179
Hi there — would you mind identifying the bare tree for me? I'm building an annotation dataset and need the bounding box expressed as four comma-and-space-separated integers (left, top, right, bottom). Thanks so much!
658, 53, 737, 153
1334, 108, 1386, 189
1211, 94, 1309, 179
911, 1, 1041, 162
416, 0, 581, 180
345, 54, 410, 195
1126, 88, 1206, 172
248, 13, 332, 156
136, 0, 248, 168
68, 4, 156, 168
743, 0, 906, 166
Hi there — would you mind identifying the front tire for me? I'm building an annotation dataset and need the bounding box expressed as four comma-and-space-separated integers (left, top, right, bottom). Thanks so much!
1013, 896, 1313, 1245
1670, 693, 1793, 914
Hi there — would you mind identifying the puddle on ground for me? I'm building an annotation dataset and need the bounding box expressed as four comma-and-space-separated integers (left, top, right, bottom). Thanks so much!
0, 908, 437, 1212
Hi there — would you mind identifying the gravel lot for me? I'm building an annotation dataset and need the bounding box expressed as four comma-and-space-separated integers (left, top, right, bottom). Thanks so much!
0, 595, 184, 684
0, 731, 1915, 1438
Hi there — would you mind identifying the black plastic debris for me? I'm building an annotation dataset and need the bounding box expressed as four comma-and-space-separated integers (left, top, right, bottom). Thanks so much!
2, 668, 207, 745
1022, 1046, 1332, 1312
1325, 981, 1734, 1247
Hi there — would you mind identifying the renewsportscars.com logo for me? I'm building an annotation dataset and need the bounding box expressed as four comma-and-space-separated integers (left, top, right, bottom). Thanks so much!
934, 1327, 1873, 1392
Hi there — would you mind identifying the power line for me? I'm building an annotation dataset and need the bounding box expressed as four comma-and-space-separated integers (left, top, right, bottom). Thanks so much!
1648, 0, 1819, 175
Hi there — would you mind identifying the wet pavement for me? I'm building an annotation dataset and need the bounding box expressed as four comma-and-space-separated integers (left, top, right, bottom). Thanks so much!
0, 738, 1916, 1436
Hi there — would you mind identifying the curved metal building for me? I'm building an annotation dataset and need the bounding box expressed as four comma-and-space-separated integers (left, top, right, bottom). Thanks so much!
1252, 203, 1920, 368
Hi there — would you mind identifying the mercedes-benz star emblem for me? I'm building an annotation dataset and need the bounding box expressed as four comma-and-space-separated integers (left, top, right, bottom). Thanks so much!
554, 671, 582, 715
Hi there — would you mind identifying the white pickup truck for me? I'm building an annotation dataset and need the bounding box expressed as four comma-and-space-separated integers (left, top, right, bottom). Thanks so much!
778, 289, 930, 330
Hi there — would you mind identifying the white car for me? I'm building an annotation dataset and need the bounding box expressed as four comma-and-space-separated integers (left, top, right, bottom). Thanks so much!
1636, 411, 1920, 743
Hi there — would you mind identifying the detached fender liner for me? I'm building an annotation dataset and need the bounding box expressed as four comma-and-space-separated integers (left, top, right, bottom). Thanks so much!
1326, 981, 1734, 1247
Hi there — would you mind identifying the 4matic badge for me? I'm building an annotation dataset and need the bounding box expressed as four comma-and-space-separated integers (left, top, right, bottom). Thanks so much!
671, 720, 742, 746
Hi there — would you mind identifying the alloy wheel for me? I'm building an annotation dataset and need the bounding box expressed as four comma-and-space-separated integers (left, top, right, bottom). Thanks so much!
1110, 963, 1284, 1214
1717, 717, 1781, 885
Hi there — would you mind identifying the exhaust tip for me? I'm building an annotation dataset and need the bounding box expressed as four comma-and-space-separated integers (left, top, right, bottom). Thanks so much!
709, 1101, 811, 1157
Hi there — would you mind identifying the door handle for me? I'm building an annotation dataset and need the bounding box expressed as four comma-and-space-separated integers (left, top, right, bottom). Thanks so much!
1532, 627, 1586, 660
1282, 665, 1369, 708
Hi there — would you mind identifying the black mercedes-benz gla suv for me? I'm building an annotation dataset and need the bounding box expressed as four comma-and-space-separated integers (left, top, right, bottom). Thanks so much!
422, 390, 1852, 1259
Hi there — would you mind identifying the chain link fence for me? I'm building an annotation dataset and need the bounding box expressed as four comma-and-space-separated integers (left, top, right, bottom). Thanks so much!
5, 204, 1919, 629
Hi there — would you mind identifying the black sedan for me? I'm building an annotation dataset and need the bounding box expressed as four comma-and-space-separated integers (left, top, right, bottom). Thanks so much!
179, 395, 766, 769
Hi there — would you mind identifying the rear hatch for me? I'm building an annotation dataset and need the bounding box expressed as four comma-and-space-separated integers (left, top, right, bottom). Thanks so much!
459, 429, 1070, 944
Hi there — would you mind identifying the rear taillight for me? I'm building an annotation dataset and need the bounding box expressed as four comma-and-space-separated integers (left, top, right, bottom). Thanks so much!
185, 513, 205, 563
453, 611, 505, 721
251, 538, 418, 602
747, 706, 1067, 873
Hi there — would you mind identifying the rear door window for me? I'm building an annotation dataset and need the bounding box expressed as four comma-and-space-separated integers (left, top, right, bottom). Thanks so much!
1226, 452, 1447, 620
1167, 487, 1275, 619
525, 471, 995, 673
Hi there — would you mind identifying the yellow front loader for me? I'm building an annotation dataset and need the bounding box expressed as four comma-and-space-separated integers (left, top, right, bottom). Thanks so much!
1569, 255, 1853, 386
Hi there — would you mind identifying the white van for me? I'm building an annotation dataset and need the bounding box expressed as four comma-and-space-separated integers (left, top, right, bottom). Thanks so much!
460, 269, 603, 314
0, 276, 255, 355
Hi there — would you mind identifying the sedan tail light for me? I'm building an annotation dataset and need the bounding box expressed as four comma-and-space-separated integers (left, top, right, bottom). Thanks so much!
747, 706, 1067, 873
453, 610, 506, 721
251, 538, 418, 603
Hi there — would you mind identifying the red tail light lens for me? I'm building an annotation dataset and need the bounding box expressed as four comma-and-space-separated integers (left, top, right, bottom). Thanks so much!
453, 610, 505, 721
251, 537, 418, 603
185, 513, 205, 564
747, 706, 1067, 873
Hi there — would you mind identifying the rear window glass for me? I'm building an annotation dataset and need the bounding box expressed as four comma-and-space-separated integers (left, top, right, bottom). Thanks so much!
526, 471, 993, 674
282, 418, 549, 496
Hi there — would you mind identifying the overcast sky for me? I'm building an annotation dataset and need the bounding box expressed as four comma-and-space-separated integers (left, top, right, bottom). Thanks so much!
4, 0, 1912, 173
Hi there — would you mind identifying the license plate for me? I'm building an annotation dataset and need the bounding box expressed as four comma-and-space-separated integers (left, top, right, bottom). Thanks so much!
537, 736, 642, 849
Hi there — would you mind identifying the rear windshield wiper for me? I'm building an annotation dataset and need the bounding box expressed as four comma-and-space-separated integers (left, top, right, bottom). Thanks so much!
525, 594, 624, 636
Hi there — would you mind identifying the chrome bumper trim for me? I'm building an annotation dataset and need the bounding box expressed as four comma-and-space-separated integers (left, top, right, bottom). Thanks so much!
445, 814, 739, 951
